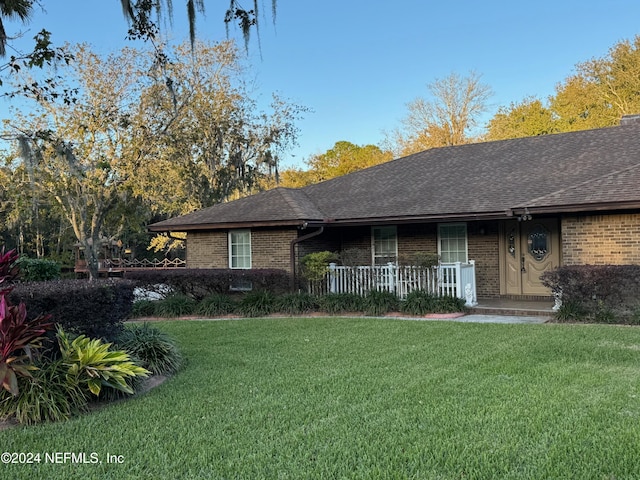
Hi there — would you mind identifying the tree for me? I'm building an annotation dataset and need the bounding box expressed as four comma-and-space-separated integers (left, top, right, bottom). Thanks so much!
0, 1, 277, 57
389, 71, 493, 156
0, 0, 32, 56
551, 35, 640, 131
132, 40, 307, 215
121, 0, 277, 51
2, 40, 305, 274
277, 141, 393, 188
485, 97, 556, 141
4, 44, 157, 279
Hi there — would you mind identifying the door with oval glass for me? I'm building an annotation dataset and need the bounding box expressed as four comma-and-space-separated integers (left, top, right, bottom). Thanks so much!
503, 218, 560, 296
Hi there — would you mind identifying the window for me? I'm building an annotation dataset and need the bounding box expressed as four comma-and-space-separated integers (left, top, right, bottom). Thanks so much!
438, 223, 468, 263
372, 226, 397, 265
229, 230, 251, 269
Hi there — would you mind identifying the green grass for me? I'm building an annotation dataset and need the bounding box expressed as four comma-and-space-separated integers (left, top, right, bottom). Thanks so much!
3, 318, 640, 479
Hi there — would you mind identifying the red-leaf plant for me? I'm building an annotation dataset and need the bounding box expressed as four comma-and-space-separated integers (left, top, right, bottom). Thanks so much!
0, 247, 54, 396
0, 247, 20, 295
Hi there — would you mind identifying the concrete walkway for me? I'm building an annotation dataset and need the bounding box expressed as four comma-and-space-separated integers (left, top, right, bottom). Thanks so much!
452, 314, 549, 324
382, 313, 550, 324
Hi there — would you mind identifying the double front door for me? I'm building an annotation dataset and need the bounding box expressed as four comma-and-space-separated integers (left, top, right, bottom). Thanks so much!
502, 218, 560, 296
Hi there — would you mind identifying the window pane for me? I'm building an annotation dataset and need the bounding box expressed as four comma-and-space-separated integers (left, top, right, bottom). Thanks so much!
372, 226, 397, 265
230, 230, 251, 269
439, 224, 468, 263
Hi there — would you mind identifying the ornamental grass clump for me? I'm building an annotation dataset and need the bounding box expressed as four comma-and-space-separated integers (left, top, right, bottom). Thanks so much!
131, 299, 158, 318
317, 293, 364, 314
118, 323, 183, 375
154, 294, 197, 318
274, 292, 319, 315
0, 359, 87, 425
237, 291, 277, 317
196, 293, 237, 317
363, 289, 399, 316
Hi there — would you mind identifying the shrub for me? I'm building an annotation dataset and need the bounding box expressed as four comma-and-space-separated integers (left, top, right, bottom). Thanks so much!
197, 294, 237, 317
131, 299, 158, 318
0, 359, 87, 425
0, 247, 20, 293
237, 291, 277, 317
118, 323, 182, 375
154, 294, 197, 318
300, 251, 338, 282
57, 327, 149, 397
363, 290, 399, 316
17, 257, 61, 281
0, 296, 54, 396
542, 265, 640, 323
9, 279, 136, 341
274, 292, 319, 315
317, 293, 364, 315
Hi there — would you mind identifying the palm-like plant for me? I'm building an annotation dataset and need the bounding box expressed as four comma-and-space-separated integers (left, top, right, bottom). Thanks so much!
0, 0, 33, 56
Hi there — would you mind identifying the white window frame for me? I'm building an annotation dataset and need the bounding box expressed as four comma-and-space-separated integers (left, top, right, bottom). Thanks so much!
228, 229, 251, 269
371, 226, 398, 265
437, 223, 468, 264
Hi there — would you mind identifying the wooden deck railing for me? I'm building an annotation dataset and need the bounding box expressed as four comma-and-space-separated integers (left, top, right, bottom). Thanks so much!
74, 257, 186, 274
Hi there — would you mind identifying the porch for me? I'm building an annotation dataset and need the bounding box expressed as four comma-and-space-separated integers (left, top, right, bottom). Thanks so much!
316, 261, 478, 306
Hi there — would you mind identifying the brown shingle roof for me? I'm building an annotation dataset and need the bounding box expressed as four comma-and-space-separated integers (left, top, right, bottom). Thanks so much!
149, 122, 640, 231
149, 187, 325, 230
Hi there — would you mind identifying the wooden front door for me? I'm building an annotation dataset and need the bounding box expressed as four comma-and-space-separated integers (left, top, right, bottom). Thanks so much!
502, 218, 560, 296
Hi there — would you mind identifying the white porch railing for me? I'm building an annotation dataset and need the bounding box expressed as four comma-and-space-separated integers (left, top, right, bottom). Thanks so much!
324, 261, 477, 306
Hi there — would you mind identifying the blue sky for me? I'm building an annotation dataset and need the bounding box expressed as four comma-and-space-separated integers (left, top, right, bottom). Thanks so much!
2, 1, 640, 168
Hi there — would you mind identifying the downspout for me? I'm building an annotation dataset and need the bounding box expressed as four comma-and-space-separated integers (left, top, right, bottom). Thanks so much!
289, 226, 325, 291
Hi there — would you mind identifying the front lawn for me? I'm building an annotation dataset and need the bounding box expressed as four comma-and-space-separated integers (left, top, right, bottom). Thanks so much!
2, 318, 640, 479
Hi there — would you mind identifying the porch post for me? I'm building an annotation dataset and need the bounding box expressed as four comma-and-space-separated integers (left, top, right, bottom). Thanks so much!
454, 262, 462, 298
328, 262, 337, 294
387, 262, 396, 294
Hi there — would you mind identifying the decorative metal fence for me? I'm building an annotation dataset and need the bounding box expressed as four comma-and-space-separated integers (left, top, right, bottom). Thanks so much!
317, 261, 477, 306
102, 258, 187, 269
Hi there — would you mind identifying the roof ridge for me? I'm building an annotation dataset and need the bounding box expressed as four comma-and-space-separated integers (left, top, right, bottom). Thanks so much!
276, 187, 325, 219
516, 161, 640, 207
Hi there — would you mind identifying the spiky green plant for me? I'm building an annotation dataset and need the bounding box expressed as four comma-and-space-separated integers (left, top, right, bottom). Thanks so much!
57, 327, 149, 397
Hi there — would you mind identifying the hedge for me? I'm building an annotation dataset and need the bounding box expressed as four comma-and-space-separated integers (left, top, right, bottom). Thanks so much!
9, 279, 135, 340
124, 268, 296, 300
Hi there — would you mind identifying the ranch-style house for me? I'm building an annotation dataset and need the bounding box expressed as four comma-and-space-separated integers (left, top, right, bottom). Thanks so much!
148, 115, 640, 305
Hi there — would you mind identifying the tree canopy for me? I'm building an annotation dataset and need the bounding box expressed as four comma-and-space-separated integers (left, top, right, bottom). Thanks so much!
487, 35, 640, 139
277, 141, 393, 188
387, 71, 493, 156
1, 40, 304, 278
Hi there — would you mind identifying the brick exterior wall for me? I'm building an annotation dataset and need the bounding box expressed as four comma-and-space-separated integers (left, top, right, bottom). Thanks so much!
253, 229, 298, 270
186, 231, 227, 268
467, 223, 500, 297
562, 213, 640, 265
186, 228, 298, 272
